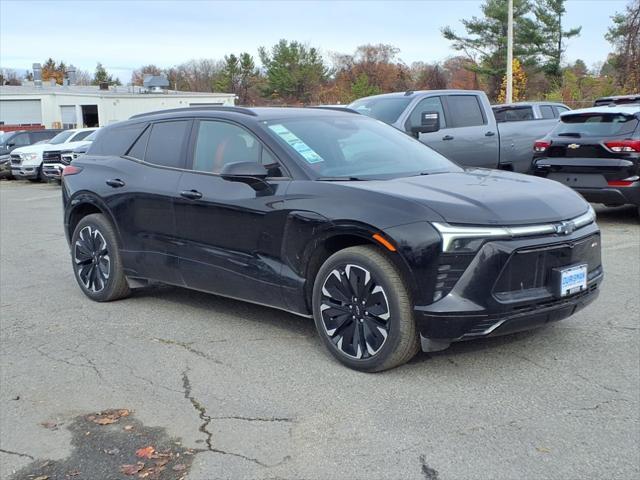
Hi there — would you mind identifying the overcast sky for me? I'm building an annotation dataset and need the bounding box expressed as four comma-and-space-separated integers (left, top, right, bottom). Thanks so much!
0, 0, 628, 82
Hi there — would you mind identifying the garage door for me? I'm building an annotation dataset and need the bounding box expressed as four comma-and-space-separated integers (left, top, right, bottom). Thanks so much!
60, 105, 77, 128
0, 99, 42, 125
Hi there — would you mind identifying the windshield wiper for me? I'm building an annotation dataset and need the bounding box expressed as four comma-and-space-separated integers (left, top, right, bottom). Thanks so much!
558, 132, 582, 138
317, 176, 368, 181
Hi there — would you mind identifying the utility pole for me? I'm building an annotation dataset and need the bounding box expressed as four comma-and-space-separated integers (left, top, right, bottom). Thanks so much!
506, 0, 513, 103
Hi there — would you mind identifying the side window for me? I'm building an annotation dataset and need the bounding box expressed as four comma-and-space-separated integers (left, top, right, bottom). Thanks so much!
445, 95, 486, 127
540, 105, 555, 119
69, 130, 94, 142
554, 106, 569, 117
30, 131, 49, 143
11, 133, 31, 147
406, 97, 447, 130
126, 127, 151, 160
144, 121, 190, 168
192, 120, 262, 174
505, 107, 534, 121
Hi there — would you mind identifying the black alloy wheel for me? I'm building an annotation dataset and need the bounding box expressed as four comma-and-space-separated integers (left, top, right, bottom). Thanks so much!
313, 246, 419, 371
71, 213, 130, 302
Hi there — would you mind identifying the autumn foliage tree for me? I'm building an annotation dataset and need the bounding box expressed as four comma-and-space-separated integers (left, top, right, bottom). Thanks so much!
497, 58, 528, 103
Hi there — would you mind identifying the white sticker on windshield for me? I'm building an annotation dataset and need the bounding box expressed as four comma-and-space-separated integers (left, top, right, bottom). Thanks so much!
268, 124, 324, 164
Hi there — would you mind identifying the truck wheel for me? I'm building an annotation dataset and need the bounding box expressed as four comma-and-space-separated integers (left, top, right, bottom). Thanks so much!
312, 245, 419, 372
71, 213, 130, 302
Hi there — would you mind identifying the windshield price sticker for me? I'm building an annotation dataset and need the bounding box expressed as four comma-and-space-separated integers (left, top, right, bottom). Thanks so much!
269, 124, 325, 164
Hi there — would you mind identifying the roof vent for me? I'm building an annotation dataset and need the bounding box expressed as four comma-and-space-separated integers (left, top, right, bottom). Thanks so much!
142, 75, 170, 93
33, 63, 42, 87
99, 82, 109, 91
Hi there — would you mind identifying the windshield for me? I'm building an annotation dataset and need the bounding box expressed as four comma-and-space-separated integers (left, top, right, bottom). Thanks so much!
262, 115, 460, 179
556, 113, 639, 137
49, 130, 75, 145
348, 96, 412, 124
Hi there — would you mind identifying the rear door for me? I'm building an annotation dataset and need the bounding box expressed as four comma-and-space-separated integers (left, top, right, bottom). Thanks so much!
174, 118, 291, 308
104, 120, 191, 285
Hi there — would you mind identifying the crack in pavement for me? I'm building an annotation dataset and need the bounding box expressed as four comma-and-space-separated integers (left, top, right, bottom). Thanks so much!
210, 415, 293, 423
0, 448, 35, 460
155, 338, 226, 365
35, 344, 104, 381
181, 369, 278, 468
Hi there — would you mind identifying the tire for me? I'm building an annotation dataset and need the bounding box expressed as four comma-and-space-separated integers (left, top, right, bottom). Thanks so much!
70, 213, 130, 302
312, 245, 419, 372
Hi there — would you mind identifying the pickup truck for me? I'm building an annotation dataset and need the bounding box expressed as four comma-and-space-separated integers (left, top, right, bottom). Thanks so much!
348, 90, 561, 172
42, 130, 98, 182
492, 102, 570, 122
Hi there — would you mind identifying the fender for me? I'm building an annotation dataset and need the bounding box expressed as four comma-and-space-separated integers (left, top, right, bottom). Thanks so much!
64, 190, 122, 245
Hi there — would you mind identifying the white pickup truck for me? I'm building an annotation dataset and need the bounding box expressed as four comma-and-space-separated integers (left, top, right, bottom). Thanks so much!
10, 128, 97, 181
41, 130, 98, 181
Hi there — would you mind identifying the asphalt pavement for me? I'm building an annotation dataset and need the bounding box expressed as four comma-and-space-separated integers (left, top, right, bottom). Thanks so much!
1, 180, 638, 480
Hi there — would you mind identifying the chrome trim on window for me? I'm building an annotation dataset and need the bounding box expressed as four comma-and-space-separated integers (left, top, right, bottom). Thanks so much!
433, 206, 596, 252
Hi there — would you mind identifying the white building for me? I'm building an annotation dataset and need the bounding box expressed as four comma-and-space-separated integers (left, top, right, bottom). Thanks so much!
0, 84, 236, 129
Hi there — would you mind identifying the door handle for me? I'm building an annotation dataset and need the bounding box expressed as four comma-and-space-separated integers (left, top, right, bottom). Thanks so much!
180, 189, 203, 200
105, 178, 125, 188
485, 131, 496, 136
442, 135, 454, 141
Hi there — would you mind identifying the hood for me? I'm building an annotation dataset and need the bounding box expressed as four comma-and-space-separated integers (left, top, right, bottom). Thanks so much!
12, 143, 53, 155
59, 140, 92, 152
347, 169, 589, 226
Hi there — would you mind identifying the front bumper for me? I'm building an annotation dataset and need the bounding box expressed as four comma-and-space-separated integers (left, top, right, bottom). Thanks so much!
11, 165, 40, 179
415, 223, 603, 350
42, 163, 64, 180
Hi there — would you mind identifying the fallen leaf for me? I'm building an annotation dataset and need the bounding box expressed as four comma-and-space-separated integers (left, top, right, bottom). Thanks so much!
94, 417, 117, 425
172, 464, 186, 472
117, 409, 131, 417
154, 458, 169, 466
104, 447, 120, 455
124, 425, 134, 431
34, 476, 49, 480
136, 446, 155, 459
66, 471, 81, 477
120, 463, 144, 475
40, 421, 58, 430
536, 447, 551, 453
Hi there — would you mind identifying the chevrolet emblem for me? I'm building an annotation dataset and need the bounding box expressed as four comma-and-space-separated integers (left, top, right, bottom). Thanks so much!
567, 143, 580, 149
554, 221, 576, 235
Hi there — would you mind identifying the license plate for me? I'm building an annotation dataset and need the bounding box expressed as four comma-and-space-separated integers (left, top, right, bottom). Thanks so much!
558, 264, 587, 297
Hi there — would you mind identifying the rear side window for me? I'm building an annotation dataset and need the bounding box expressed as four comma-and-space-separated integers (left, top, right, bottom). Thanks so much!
555, 113, 639, 137
540, 105, 554, 119
144, 120, 190, 168
91, 124, 146, 156
446, 95, 486, 127
31, 131, 57, 142
126, 127, 151, 160
494, 106, 534, 122
554, 106, 569, 117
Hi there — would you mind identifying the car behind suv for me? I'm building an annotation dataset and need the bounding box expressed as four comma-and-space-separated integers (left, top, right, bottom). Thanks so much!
62, 106, 602, 371
531, 105, 640, 216
0, 129, 62, 178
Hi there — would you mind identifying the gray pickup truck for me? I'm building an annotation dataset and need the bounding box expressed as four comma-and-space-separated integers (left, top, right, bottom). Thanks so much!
348, 90, 562, 172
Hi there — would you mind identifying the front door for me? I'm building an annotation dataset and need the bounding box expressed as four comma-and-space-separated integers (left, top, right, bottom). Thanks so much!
174, 119, 292, 308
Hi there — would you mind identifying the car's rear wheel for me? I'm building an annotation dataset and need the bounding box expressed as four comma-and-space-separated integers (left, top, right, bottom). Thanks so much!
312, 245, 419, 371
71, 213, 130, 302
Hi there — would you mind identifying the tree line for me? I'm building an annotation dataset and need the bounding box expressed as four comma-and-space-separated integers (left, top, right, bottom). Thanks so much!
2, 0, 637, 107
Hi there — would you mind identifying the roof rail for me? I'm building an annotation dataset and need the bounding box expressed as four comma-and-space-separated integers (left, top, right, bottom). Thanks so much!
306, 106, 360, 114
129, 105, 257, 120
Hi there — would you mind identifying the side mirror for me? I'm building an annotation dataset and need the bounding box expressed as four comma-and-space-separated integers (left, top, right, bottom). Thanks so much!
6, 142, 15, 148
220, 161, 270, 191
410, 111, 440, 137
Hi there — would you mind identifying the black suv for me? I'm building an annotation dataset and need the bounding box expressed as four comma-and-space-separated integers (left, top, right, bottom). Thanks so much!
62, 107, 602, 371
531, 105, 640, 216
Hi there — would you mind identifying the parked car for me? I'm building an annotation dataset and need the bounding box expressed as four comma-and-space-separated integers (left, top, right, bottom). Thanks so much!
42, 130, 98, 182
0, 129, 63, 178
11, 128, 97, 181
348, 90, 561, 172
531, 104, 640, 217
62, 106, 602, 371
593, 94, 640, 106
492, 102, 570, 122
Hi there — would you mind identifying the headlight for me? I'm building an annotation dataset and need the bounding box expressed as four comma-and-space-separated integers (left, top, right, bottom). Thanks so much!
432, 206, 596, 253
20, 152, 40, 162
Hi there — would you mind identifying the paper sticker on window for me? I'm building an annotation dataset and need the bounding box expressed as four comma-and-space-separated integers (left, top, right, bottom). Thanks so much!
269, 124, 324, 164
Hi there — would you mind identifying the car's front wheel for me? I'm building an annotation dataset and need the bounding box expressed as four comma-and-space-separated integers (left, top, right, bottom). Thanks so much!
312, 246, 419, 371
71, 213, 130, 302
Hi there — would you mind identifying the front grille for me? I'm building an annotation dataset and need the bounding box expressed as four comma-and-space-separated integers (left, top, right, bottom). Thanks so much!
10, 154, 21, 166
493, 233, 601, 299
42, 151, 62, 164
